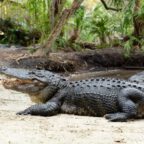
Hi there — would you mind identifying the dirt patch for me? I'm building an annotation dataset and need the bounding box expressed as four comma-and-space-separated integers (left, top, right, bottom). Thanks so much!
1, 46, 144, 73
0, 75, 144, 144
0, 47, 76, 72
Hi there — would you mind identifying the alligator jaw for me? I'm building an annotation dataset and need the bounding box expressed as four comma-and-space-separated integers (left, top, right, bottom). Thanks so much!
2, 78, 47, 94
0, 67, 68, 88
0, 67, 34, 80
0, 67, 63, 103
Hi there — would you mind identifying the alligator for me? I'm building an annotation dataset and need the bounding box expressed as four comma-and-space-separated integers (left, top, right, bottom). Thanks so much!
129, 71, 144, 85
1, 67, 144, 122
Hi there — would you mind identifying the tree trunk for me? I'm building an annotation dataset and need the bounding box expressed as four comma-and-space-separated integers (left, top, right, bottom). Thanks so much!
68, 27, 79, 43
36, 0, 84, 56
133, 0, 141, 37
123, 0, 144, 48
133, 0, 144, 47
50, 0, 66, 30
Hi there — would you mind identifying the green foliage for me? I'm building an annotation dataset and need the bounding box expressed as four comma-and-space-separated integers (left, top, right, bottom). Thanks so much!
123, 36, 135, 57
79, 5, 121, 45
89, 6, 112, 43
25, 0, 51, 36
110, 0, 124, 6
0, 0, 51, 40
121, 0, 135, 35
55, 6, 85, 49
0, 0, 144, 55
107, 0, 124, 9
122, 0, 144, 56
74, 6, 85, 30
138, 1, 144, 19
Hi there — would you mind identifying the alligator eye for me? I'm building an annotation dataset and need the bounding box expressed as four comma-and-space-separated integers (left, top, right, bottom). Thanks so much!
93, 85, 97, 87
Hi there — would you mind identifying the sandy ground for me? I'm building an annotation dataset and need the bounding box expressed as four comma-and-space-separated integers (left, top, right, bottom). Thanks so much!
0, 76, 144, 144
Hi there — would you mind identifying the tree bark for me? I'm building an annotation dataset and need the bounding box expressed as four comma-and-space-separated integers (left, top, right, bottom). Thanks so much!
50, 0, 66, 30
133, 0, 141, 37
36, 0, 84, 56
132, 0, 144, 47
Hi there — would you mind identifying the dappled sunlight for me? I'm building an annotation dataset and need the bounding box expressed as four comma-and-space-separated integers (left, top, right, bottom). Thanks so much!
83, 0, 100, 11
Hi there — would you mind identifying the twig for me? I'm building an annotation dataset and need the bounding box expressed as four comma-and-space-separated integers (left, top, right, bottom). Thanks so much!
100, 0, 121, 11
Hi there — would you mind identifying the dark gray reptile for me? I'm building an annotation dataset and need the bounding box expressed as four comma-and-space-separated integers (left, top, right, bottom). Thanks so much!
129, 71, 144, 85
1, 67, 144, 122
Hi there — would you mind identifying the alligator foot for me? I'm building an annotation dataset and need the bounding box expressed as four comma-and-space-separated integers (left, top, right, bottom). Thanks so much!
17, 108, 31, 115
104, 113, 128, 122
16, 101, 61, 116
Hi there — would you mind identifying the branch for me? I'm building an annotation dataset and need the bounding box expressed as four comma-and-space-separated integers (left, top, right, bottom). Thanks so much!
37, 0, 84, 55
100, 0, 121, 11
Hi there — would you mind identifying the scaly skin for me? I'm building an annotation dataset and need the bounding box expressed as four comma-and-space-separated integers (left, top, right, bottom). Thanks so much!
129, 71, 144, 85
2, 78, 58, 103
1, 67, 144, 122
0, 67, 67, 103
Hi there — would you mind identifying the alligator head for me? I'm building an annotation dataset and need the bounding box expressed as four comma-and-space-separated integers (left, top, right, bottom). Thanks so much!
0, 66, 67, 84
0, 67, 66, 103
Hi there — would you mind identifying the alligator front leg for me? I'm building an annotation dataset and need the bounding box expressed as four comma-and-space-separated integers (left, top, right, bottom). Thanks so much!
105, 88, 144, 122
17, 101, 61, 116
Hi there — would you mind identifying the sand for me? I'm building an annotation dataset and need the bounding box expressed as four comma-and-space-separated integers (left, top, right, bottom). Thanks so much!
0, 75, 144, 144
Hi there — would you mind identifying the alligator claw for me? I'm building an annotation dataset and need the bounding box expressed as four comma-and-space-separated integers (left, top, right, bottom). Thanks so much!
104, 114, 113, 119
104, 113, 127, 122
16, 109, 31, 115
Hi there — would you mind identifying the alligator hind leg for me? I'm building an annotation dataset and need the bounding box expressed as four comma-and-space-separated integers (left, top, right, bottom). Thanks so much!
105, 112, 130, 122
105, 88, 144, 122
